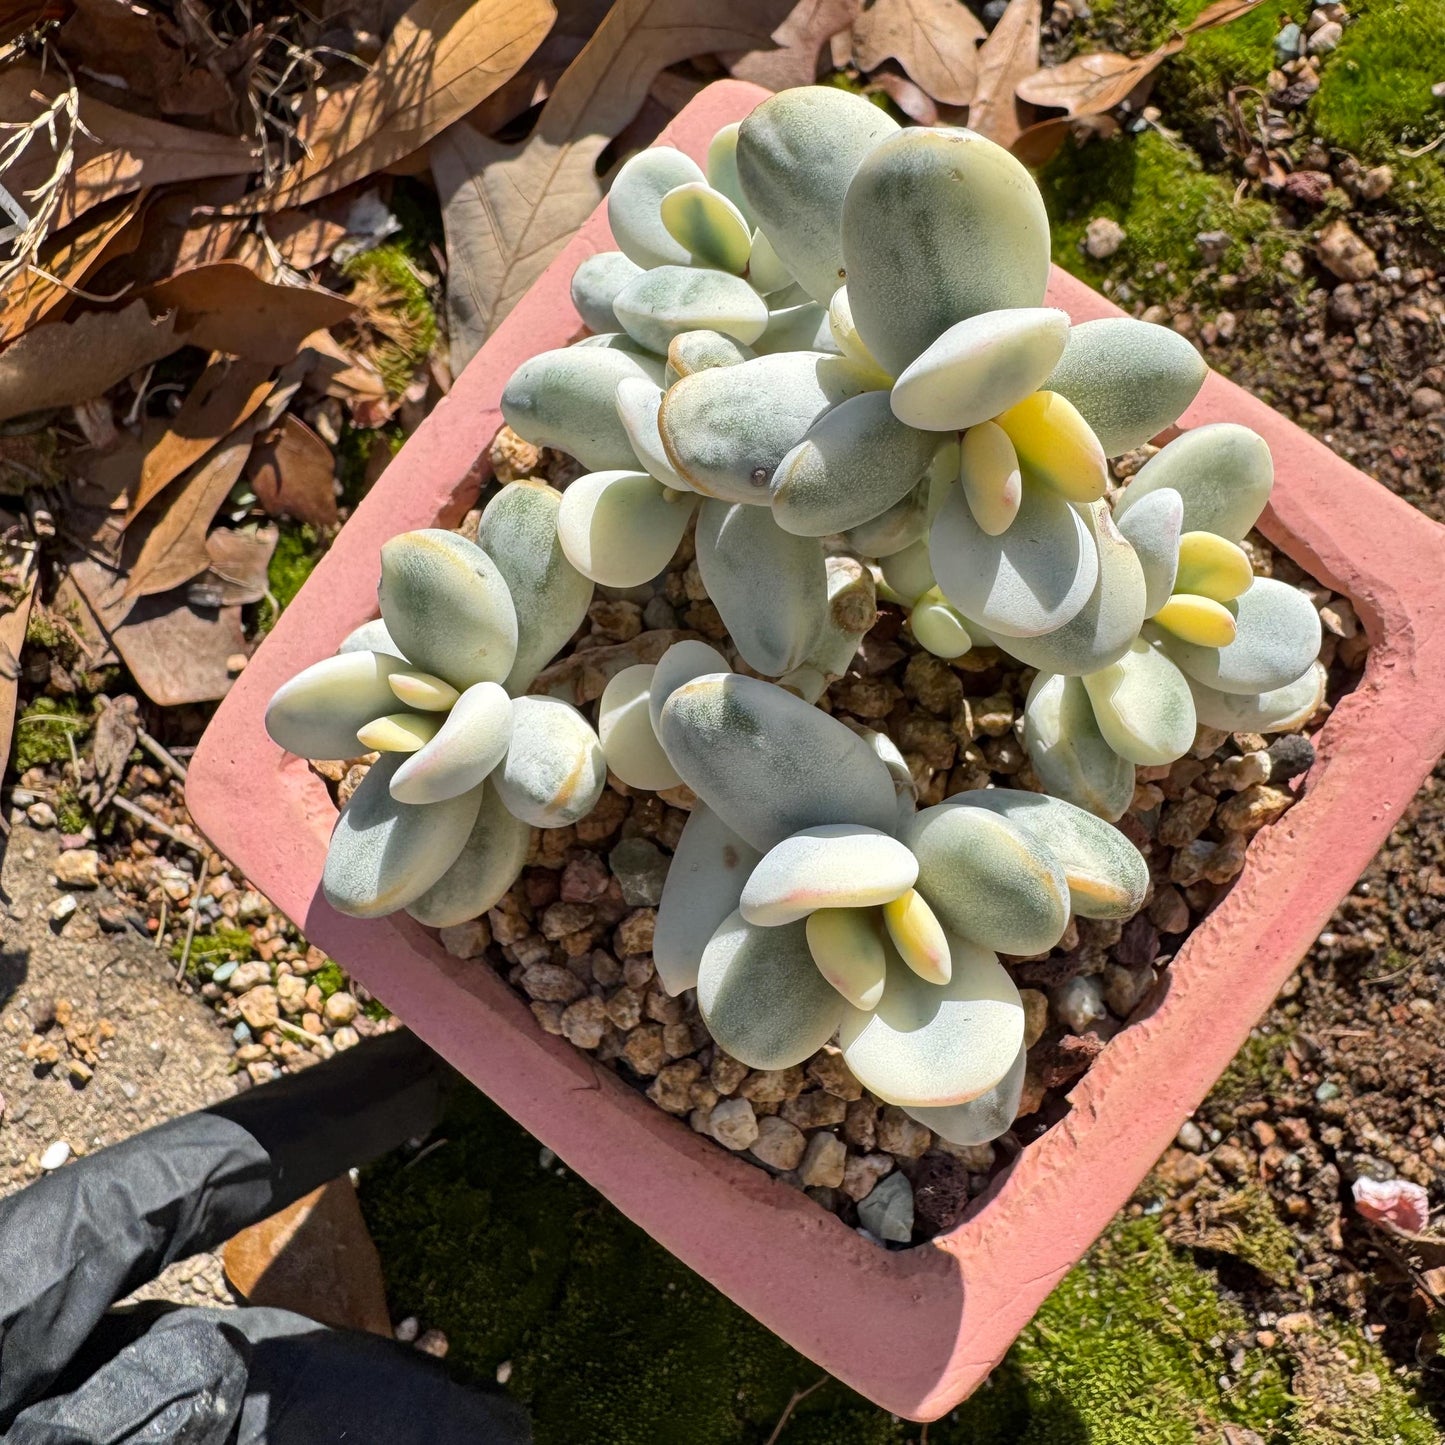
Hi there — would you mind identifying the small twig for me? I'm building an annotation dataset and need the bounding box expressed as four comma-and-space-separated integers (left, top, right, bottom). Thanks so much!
274, 1017, 326, 1047
154, 894, 167, 948
764, 1377, 829, 1445
1400, 132, 1445, 160
109, 794, 203, 852
136, 727, 188, 783
404, 1137, 451, 1170
174, 902, 198, 983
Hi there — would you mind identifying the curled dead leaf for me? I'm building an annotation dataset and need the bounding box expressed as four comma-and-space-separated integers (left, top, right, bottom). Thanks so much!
245, 414, 339, 529
724, 0, 860, 90
851, 0, 984, 107
966, 0, 1040, 151
1015, 46, 1169, 117
199, 523, 280, 607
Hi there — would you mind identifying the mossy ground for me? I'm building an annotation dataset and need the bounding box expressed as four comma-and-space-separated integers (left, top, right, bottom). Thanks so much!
360, 1087, 1435, 1445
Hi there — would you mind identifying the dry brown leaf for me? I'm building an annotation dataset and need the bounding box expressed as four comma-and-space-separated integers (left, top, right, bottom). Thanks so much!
143, 262, 354, 366
200, 523, 280, 606
89, 692, 139, 811
0, 66, 258, 232
254, 0, 556, 212
125, 354, 275, 525
0, 301, 180, 425
867, 68, 940, 124
724, 0, 861, 90
0, 571, 36, 786
432, 0, 797, 371
123, 428, 256, 602
1015, 0, 1262, 120
0, 193, 145, 345
851, 0, 984, 107
966, 0, 1039, 151
1015, 46, 1166, 116
245, 414, 339, 528
111, 590, 246, 707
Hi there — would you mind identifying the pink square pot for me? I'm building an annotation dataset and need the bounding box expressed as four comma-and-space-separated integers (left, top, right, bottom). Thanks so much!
188, 80, 1445, 1420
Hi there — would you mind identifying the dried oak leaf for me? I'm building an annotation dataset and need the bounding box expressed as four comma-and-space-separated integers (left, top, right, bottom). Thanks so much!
253, 0, 557, 212
0, 571, 36, 781
432, 0, 797, 371
0, 302, 180, 426
245, 414, 339, 529
200, 523, 280, 607
111, 590, 247, 707
850, 0, 985, 107
966, 0, 1040, 151
724, 0, 861, 91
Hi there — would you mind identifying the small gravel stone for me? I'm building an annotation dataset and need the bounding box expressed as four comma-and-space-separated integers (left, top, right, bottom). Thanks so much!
540, 901, 595, 940
750, 1115, 807, 1170
1147, 885, 1191, 935
46, 895, 77, 925
858, 1171, 914, 1243
604, 985, 644, 1030
798, 1131, 846, 1188
622, 1023, 666, 1076
1196, 229, 1231, 264
1177, 1120, 1206, 1152
1113, 914, 1160, 968
781, 1089, 848, 1130
276, 974, 308, 1016
1266, 734, 1315, 782
615, 908, 656, 957
238, 986, 279, 1031
332, 1026, 360, 1051
1316, 219, 1378, 281
27, 801, 57, 828
876, 1106, 931, 1158
1084, 216, 1126, 259
1306, 18, 1341, 51
647, 1059, 701, 1114
710, 1052, 749, 1095
843, 1098, 878, 1149
1018, 988, 1049, 1048
415, 1329, 449, 1359
1158, 793, 1216, 846
559, 853, 610, 904
520, 964, 587, 1004
806, 1050, 863, 1101
52, 849, 99, 889
1052, 975, 1106, 1033
229, 961, 271, 993
840, 1151, 894, 1202
439, 919, 491, 959
1104, 963, 1153, 1019
561, 995, 607, 1048
323, 991, 358, 1026
40, 1140, 72, 1171
1216, 783, 1295, 834
707, 1097, 759, 1151
608, 838, 671, 906
1411, 386, 1443, 418
1035, 1033, 1105, 1088
738, 1067, 804, 1105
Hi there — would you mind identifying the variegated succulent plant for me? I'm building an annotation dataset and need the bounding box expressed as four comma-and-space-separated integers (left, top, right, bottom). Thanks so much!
264, 482, 599, 923
595, 643, 1147, 1147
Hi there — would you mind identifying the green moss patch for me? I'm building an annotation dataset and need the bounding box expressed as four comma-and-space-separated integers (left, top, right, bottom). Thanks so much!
173, 925, 255, 977
12, 696, 89, 773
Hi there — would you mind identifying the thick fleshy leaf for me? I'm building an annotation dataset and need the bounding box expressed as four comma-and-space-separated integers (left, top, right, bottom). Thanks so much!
930, 479, 1098, 639
806, 556, 877, 680
740, 824, 917, 925
905, 1041, 1026, 1146
842, 126, 1051, 377
1043, 316, 1207, 457
390, 681, 513, 805
953, 789, 1148, 921
660, 182, 752, 274
746, 225, 793, 296
736, 86, 900, 306
1186, 661, 1327, 734
994, 390, 1107, 504
1153, 592, 1237, 648
356, 713, 441, 753
839, 937, 1023, 1108
338, 618, 401, 657
844, 476, 930, 557
654, 803, 760, 994
996, 502, 1146, 676
697, 911, 848, 1070
657, 671, 899, 852
492, 696, 605, 827
405, 780, 530, 928
321, 753, 483, 919
1082, 639, 1197, 766
826, 285, 889, 376
750, 301, 839, 356
557, 470, 694, 587
1156, 577, 1321, 695
666, 329, 754, 382
598, 663, 680, 792
1023, 671, 1135, 822
614, 377, 689, 491
806, 907, 888, 1010
266, 650, 408, 760
501, 344, 664, 471
890, 307, 1069, 432
388, 670, 460, 712
647, 639, 731, 732
607, 147, 705, 270
658, 352, 876, 503
879, 537, 936, 606
694, 499, 826, 676
378, 530, 518, 690
1175, 530, 1253, 603
958, 421, 1022, 536
904, 801, 1070, 955
1114, 485, 1182, 618
613, 265, 769, 353
882, 888, 950, 983
705, 121, 756, 227
770, 391, 937, 536
570, 250, 643, 334
476, 481, 594, 692
1114, 423, 1273, 542
910, 591, 973, 660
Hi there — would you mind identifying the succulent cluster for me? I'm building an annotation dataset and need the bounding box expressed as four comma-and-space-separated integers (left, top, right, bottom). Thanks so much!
603, 643, 1147, 1146
265, 482, 598, 924
264, 85, 1330, 1155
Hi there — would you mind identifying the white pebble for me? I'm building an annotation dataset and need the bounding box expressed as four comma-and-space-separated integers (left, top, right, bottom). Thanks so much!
496, 1360, 514, 1385
40, 1140, 71, 1170
394, 1316, 420, 1343
1052, 975, 1107, 1033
